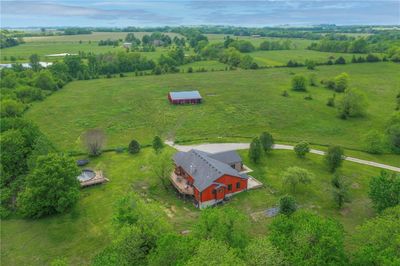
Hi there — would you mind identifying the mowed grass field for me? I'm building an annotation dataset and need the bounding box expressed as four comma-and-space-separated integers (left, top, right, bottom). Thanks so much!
0, 32, 182, 63
205, 34, 372, 66
25, 62, 400, 158
1, 147, 385, 265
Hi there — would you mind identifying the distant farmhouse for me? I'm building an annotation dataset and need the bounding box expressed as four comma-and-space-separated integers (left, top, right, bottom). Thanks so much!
171, 149, 255, 208
168, 90, 202, 105
123, 42, 132, 49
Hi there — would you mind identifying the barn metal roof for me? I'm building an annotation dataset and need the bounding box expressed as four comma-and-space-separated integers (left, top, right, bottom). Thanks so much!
169, 91, 202, 100
173, 149, 247, 192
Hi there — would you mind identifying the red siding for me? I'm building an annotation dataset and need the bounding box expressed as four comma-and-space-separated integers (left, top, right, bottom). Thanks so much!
198, 174, 247, 203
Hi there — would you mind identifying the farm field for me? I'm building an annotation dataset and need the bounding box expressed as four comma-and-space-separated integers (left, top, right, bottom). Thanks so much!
251, 49, 367, 66
25, 62, 400, 159
1, 147, 384, 265
205, 34, 314, 49
0, 32, 182, 63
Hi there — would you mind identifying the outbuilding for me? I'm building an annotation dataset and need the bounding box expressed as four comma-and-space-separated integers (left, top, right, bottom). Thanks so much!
168, 90, 202, 105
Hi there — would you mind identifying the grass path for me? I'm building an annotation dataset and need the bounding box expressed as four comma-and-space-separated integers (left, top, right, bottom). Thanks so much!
166, 142, 400, 172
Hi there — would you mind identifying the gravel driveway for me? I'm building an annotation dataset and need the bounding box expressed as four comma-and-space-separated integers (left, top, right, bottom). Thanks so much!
165, 141, 400, 173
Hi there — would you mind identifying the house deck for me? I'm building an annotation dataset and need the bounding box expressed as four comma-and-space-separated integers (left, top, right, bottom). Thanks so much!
170, 172, 194, 195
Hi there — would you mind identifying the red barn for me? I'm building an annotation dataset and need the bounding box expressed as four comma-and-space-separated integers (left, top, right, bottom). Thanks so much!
171, 149, 248, 208
168, 91, 202, 104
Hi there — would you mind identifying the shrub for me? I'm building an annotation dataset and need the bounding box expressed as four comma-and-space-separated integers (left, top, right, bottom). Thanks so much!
335, 56, 346, 64
327, 94, 336, 107
128, 139, 141, 154
281, 90, 289, 97
334, 72, 349, 93
308, 73, 317, 86
369, 172, 400, 212
279, 195, 297, 215
0, 99, 25, 117
337, 88, 367, 119
291, 75, 307, 91
294, 141, 310, 158
363, 130, 385, 154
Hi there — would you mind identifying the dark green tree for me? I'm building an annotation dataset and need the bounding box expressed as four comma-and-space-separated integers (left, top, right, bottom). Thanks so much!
152, 136, 164, 154
128, 139, 141, 154
279, 195, 297, 216
294, 141, 310, 158
259, 131, 274, 153
248, 137, 262, 163
331, 173, 350, 209
18, 153, 80, 218
29, 54, 41, 71
325, 145, 344, 172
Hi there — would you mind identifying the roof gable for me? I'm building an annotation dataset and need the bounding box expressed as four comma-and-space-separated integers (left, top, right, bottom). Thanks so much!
173, 149, 246, 192
209, 150, 242, 165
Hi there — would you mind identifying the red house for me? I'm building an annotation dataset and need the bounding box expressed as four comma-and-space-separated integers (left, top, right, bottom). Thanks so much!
168, 91, 202, 105
171, 149, 248, 208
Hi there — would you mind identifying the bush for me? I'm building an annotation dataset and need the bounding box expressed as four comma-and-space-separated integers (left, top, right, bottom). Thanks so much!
334, 72, 349, 93
279, 195, 297, 215
281, 90, 289, 97
326, 94, 336, 107
325, 145, 344, 172
291, 75, 307, 91
335, 56, 346, 64
369, 172, 400, 212
337, 88, 367, 119
0, 99, 25, 117
128, 139, 141, 154
363, 130, 385, 154
294, 141, 310, 158
308, 73, 317, 86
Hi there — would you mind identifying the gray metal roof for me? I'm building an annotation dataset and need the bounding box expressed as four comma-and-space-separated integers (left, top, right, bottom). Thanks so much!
209, 150, 242, 165
169, 91, 202, 100
173, 149, 247, 192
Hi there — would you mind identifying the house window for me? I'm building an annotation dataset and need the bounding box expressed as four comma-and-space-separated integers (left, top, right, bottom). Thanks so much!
212, 189, 217, 195
236, 182, 241, 189
228, 184, 232, 191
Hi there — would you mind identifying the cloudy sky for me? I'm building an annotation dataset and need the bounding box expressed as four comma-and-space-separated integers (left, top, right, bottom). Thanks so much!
1, 0, 399, 27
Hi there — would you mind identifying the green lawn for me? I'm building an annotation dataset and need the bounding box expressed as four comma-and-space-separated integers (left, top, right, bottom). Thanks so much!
251, 50, 367, 66
181, 60, 228, 71
25, 62, 400, 159
1, 147, 386, 265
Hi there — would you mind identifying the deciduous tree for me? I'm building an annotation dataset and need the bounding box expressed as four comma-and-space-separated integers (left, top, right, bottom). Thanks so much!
282, 167, 313, 193
369, 171, 400, 212
294, 141, 310, 158
259, 131, 274, 153
249, 137, 262, 163
18, 153, 80, 218
325, 145, 344, 172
